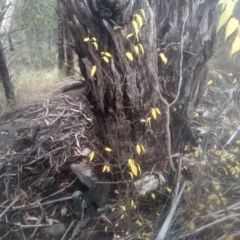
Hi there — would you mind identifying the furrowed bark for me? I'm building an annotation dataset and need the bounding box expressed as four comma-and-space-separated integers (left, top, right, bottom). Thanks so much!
0, 44, 14, 104
61, 0, 217, 169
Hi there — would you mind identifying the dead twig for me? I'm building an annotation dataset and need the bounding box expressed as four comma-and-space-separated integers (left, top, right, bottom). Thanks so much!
12, 196, 72, 211
29, 209, 44, 239
0, 197, 19, 220
61, 220, 76, 240
41, 179, 76, 201
178, 214, 240, 239
155, 181, 187, 240
12, 223, 48, 228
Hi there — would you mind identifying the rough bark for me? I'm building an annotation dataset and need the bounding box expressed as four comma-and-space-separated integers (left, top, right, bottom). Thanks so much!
61, 0, 217, 169
57, 0, 65, 70
0, 44, 14, 104
64, 19, 74, 76
0, 0, 16, 49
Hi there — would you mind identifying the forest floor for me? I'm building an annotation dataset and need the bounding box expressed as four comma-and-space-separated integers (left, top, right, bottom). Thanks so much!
0, 82, 108, 240
0, 78, 240, 240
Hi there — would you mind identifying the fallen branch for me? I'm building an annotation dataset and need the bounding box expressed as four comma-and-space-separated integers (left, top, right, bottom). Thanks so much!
155, 181, 187, 240
0, 197, 19, 220
178, 214, 240, 239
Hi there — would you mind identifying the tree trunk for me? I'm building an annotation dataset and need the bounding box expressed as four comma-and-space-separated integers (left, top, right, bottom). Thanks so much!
0, 0, 16, 50
61, 0, 217, 170
0, 43, 14, 104
64, 19, 74, 76
0, 0, 16, 104
57, 0, 65, 70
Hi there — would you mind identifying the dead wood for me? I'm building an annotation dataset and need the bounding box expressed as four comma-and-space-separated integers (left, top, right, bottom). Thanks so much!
0, 89, 100, 239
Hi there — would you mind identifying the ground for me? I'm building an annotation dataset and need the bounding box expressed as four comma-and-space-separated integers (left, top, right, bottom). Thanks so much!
1, 79, 240, 240
0, 83, 108, 240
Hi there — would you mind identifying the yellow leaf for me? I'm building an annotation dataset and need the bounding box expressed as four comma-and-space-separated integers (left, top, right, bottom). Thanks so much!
91, 37, 97, 41
102, 56, 109, 63
155, 107, 161, 115
201, 160, 206, 166
104, 147, 112, 152
107, 166, 110, 172
136, 144, 141, 155
121, 205, 126, 211
115, 223, 118, 227
198, 203, 205, 210
233, 78, 237, 84
217, 0, 236, 32
137, 44, 144, 54
140, 119, 146, 122
131, 199, 134, 207
189, 222, 195, 231
102, 165, 107, 172
196, 138, 202, 143
135, 220, 142, 226
145, 176, 149, 181
159, 53, 168, 64
230, 35, 240, 56
105, 226, 108, 232
151, 108, 157, 119
142, 191, 146, 196
151, 193, 156, 199
225, 235, 234, 240
135, 14, 143, 28
90, 65, 97, 76
228, 73, 233, 76
225, 18, 239, 40
129, 163, 138, 176
127, 33, 134, 39
136, 163, 142, 175
207, 80, 213, 86
128, 159, 134, 165
134, 45, 139, 55
194, 112, 199, 119
83, 37, 90, 42
126, 52, 134, 61
165, 187, 172, 193
92, 41, 98, 50
184, 145, 189, 151
128, 172, 134, 179
218, 74, 222, 79
141, 144, 145, 152
104, 52, 112, 57
140, 9, 147, 22
132, 20, 139, 35
89, 151, 95, 161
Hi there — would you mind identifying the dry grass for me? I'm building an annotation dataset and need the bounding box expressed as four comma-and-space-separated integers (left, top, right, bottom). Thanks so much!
0, 67, 73, 116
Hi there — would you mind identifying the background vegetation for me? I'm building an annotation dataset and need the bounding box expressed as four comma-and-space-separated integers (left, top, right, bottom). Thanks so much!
0, 0, 239, 115
0, 0, 76, 114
